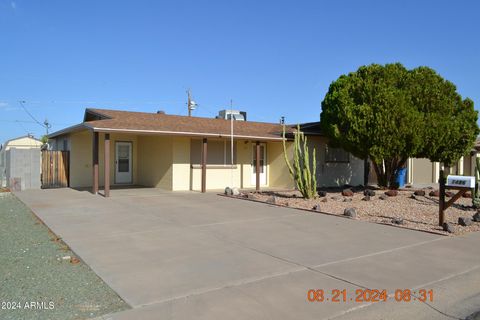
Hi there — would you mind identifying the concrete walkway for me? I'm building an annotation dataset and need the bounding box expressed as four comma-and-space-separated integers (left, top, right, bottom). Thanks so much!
15, 188, 480, 320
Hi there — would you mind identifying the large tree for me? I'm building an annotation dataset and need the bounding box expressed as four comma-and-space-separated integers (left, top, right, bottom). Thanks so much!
320, 63, 479, 188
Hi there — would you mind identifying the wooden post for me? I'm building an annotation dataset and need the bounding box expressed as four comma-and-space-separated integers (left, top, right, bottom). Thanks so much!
92, 131, 99, 195
256, 141, 260, 191
201, 138, 207, 193
439, 169, 445, 226
104, 134, 110, 197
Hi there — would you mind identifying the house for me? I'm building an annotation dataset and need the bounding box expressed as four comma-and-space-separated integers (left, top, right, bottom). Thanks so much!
47, 108, 365, 196
299, 122, 366, 187
0, 135, 43, 189
404, 139, 480, 185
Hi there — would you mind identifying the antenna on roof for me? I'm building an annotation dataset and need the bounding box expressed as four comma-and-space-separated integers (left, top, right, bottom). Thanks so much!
187, 89, 197, 117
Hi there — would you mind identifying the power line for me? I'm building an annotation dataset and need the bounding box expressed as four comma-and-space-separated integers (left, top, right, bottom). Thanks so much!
0, 119, 71, 125
18, 101, 43, 127
18, 101, 51, 134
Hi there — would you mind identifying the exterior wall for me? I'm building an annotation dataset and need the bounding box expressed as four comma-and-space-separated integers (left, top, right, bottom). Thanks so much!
191, 138, 242, 191
407, 157, 471, 185
66, 131, 364, 191
172, 137, 191, 191
267, 141, 295, 189
99, 133, 138, 187
308, 136, 364, 187
69, 131, 93, 188
189, 139, 295, 191
407, 158, 435, 184
137, 135, 172, 190
69, 130, 139, 188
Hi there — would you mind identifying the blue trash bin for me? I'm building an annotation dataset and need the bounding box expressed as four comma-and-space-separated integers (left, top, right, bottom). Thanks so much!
396, 168, 407, 188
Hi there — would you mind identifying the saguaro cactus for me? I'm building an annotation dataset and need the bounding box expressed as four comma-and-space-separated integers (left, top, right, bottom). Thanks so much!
473, 157, 480, 207
282, 125, 317, 199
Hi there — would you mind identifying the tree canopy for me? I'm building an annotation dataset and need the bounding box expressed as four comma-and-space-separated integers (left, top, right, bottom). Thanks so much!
320, 63, 479, 187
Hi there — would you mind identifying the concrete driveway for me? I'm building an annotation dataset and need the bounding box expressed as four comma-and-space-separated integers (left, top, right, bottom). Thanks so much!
15, 188, 480, 320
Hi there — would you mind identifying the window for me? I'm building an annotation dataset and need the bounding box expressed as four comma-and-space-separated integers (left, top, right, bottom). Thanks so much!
190, 139, 237, 166
325, 146, 349, 163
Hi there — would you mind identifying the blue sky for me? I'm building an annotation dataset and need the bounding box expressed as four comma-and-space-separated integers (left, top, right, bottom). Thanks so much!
0, 0, 479, 142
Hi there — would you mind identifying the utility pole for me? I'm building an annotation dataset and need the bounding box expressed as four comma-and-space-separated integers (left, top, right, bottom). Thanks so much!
187, 89, 197, 116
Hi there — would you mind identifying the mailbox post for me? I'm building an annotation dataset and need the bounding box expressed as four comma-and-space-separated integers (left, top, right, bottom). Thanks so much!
438, 173, 475, 226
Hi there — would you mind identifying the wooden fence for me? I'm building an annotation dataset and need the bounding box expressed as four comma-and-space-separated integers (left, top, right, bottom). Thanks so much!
41, 151, 70, 188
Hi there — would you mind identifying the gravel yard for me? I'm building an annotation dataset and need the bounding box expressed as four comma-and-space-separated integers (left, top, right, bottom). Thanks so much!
236, 187, 480, 236
0, 192, 129, 320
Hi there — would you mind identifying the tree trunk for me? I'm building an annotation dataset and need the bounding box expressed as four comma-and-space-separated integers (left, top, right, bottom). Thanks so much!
372, 161, 387, 188
373, 157, 407, 189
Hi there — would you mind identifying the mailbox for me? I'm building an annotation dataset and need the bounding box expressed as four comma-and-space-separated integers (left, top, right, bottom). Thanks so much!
446, 175, 475, 188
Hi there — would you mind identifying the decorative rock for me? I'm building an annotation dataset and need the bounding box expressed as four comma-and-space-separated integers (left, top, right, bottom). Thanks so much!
473, 212, 480, 222
410, 194, 417, 200
342, 188, 354, 197
445, 191, 454, 198
362, 195, 371, 201
458, 216, 472, 226
379, 195, 388, 200
391, 218, 404, 225
224, 187, 232, 195
463, 192, 472, 198
317, 191, 327, 197
247, 193, 256, 199
414, 190, 426, 196
321, 198, 328, 203
231, 187, 240, 196
343, 198, 352, 202
331, 196, 340, 201
429, 190, 440, 197
363, 189, 376, 197
285, 202, 289, 207
442, 222, 454, 233
266, 196, 277, 204
312, 204, 321, 211
385, 190, 398, 197
343, 208, 357, 219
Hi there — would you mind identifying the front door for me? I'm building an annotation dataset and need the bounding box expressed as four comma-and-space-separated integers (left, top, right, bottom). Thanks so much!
251, 143, 267, 185
115, 142, 132, 184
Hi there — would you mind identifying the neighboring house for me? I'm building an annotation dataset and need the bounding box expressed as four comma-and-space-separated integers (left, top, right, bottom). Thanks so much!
405, 139, 480, 185
47, 108, 364, 196
0, 135, 43, 189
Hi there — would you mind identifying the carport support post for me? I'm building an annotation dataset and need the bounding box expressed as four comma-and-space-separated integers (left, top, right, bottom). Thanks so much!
92, 131, 99, 195
201, 138, 207, 193
104, 134, 110, 197
256, 141, 260, 191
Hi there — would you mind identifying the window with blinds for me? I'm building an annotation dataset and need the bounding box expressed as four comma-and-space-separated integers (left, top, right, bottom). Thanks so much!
190, 139, 237, 165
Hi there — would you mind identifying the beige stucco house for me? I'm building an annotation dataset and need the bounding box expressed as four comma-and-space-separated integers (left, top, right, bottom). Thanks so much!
48, 108, 365, 196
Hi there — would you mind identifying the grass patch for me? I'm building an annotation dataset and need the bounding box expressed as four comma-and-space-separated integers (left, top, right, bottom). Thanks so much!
0, 193, 130, 319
